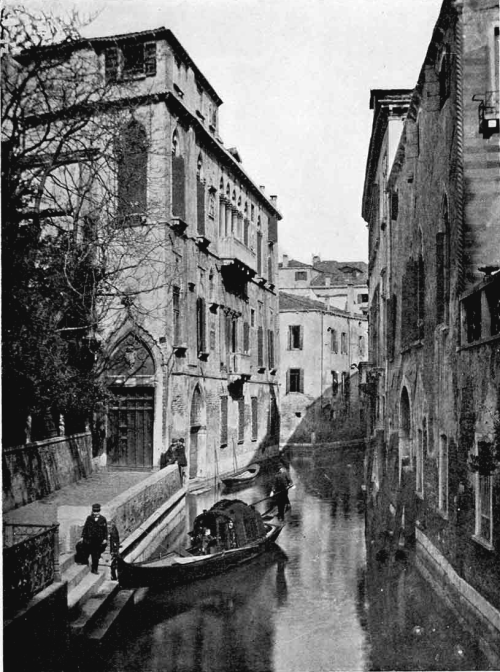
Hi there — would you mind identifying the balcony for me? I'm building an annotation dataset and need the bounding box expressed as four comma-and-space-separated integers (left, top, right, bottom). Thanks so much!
473, 91, 499, 138
218, 237, 256, 276
229, 352, 252, 378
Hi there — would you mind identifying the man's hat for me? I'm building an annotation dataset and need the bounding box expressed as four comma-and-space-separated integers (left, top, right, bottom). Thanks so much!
92, 503, 101, 513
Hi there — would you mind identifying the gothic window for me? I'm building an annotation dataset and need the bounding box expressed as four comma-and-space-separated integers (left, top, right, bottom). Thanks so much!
330, 329, 338, 353
116, 119, 148, 224
172, 130, 185, 219
196, 153, 205, 236
436, 195, 450, 324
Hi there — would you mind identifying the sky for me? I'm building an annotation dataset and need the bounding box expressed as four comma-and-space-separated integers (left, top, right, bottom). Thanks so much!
12, 0, 443, 264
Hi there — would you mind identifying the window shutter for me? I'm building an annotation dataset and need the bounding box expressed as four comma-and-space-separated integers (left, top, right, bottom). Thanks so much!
299, 369, 304, 393
196, 297, 206, 352
144, 42, 157, 76
243, 322, 250, 353
287, 326, 292, 350
220, 396, 228, 445
197, 178, 205, 235
257, 232, 262, 275
299, 325, 303, 350
172, 155, 185, 219
268, 215, 278, 243
251, 397, 258, 440
286, 369, 290, 394
238, 398, 245, 442
257, 326, 264, 367
105, 47, 119, 82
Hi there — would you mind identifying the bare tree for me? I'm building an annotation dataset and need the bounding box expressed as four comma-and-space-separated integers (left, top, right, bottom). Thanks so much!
2, 6, 179, 445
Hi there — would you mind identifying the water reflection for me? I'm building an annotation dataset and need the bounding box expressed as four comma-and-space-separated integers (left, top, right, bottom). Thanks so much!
103, 447, 490, 672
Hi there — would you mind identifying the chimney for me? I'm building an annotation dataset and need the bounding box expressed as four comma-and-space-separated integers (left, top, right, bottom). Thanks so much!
282, 254, 289, 268
270, 195, 278, 205
260, 185, 266, 192
325, 277, 331, 287
312, 254, 321, 266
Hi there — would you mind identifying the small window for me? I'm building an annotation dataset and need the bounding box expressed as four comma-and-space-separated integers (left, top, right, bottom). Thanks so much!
220, 396, 228, 446
475, 441, 493, 545
288, 368, 303, 393
341, 332, 347, 354
463, 293, 482, 343
295, 271, 307, 281
243, 322, 250, 354
238, 398, 245, 443
288, 325, 303, 350
357, 294, 369, 303
251, 397, 258, 441
330, 329, 338, 353
391, 192, 399, 221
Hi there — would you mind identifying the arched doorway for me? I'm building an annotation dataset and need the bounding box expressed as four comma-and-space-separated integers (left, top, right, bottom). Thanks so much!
189, 386, 206, 479
107, 333, 155, 469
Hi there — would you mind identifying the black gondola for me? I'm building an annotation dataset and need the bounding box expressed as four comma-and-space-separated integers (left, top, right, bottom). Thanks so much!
117, 499, 284, 588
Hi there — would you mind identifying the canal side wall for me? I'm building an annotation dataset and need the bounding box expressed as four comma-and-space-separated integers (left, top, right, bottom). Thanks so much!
2, 433, 93, 513
416, 529, 500, 668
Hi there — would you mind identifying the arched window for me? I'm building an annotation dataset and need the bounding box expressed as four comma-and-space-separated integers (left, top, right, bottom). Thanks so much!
196, 153, 205, 235
436, 195, 450, 324
117, 119, 148, 224
172, 130, 185, 219
219, 177, 224, 191
400, 387, 411, 438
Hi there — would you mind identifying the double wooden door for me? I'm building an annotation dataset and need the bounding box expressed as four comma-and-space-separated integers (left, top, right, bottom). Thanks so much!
108, 387, 154, 469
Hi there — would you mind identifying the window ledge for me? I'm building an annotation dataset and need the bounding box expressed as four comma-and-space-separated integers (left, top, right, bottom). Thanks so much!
472, 535, 494, 551
458, 333, 500, 351
237, 440, 244, 445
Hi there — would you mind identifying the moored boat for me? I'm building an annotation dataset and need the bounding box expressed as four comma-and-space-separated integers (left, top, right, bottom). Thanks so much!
221, 463, 260, 488
117, 498, 283, 589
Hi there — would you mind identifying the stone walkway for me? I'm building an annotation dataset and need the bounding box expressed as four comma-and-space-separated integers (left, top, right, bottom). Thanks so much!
4, 470, 151, 526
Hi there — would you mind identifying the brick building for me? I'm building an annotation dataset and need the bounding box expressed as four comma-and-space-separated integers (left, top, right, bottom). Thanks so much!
279, 292, 367, 444
362, 0, 500, 662
7, 27, 282, 485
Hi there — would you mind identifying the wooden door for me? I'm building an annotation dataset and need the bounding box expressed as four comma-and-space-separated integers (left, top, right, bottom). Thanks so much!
108, 387, 154, 469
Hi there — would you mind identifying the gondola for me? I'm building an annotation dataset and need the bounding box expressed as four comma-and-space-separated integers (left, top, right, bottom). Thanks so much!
221, 463, 260, 488
117, 499, 284, 589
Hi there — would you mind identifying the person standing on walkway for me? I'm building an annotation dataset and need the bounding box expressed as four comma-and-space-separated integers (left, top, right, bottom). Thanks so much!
271, 467, 292, 522
173, 437, 187, 484
82, 503, 108, 574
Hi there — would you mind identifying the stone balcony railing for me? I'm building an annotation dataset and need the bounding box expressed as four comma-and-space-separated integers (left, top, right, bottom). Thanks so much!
218, 236, 256, 273
3, 523, 60, 614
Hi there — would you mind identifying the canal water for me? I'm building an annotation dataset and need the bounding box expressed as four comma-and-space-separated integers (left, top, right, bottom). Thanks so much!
103, 447, 491, 672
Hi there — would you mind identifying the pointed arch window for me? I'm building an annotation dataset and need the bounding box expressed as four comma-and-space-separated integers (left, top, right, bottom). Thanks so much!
196, 153, 205, 236
172, 130, 185, 219
436, 195, 450, 324
117, 119, 148, 225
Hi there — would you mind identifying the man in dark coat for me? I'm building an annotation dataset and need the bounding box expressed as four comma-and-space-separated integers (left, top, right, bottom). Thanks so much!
173, 437, 187, 483
271, 467, 292, 521
82, 503, 108, 574
109, 522, 120, 581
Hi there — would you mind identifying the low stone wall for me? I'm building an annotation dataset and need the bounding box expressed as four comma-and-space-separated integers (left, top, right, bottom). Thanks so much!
2, 433, 93, 513
58, 465, 183, 554
416, 529, 500, 668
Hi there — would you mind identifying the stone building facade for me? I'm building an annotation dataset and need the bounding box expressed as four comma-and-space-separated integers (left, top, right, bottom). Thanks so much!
13, 27, 282, 484
279, 255, 368, 314
362, 0, 500, 663
279, 292, 367, 444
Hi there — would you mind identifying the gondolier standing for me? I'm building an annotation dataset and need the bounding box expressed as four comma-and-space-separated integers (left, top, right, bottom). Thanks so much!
271, 466, 293, 521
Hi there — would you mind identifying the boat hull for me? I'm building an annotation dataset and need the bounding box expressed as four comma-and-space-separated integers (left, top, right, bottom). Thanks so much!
117, 522, 283, 589
221, 463, 260, 488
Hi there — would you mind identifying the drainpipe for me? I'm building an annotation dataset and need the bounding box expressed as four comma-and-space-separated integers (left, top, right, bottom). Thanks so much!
453, 0, 465, 292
